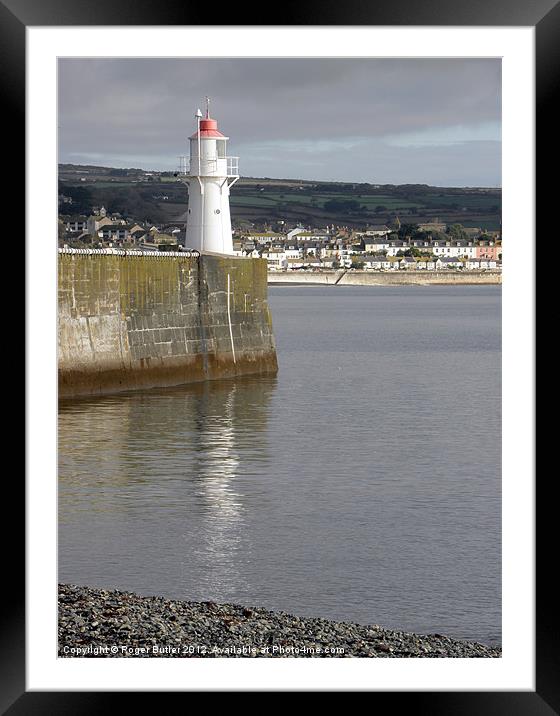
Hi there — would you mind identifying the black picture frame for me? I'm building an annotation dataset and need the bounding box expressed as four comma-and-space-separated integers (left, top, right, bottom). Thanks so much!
12, 0, 547, 708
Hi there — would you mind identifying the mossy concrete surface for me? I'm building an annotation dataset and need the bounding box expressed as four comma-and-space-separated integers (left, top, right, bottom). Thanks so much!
58, 253, 277, 398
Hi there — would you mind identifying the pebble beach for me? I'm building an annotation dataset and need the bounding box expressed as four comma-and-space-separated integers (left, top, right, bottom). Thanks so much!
58, 584, 501, 658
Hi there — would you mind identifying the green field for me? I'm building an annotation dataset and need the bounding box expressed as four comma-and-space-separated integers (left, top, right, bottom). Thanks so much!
59, 164, 501, 229
248, 192, 423, 210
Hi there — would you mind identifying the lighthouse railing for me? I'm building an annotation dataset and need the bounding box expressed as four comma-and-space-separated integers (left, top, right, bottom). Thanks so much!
227, 156, 239, 177
177, 154, 239, 177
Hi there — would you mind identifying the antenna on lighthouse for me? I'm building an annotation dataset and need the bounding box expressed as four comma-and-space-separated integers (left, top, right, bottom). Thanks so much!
205, 96, 210, 118
195, 108, 202, 179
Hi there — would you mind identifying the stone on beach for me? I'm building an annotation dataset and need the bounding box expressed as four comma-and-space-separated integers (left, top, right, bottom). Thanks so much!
58, 584, 501, 659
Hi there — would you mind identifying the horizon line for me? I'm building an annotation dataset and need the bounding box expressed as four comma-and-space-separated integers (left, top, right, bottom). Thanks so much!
58, 162, 502, 191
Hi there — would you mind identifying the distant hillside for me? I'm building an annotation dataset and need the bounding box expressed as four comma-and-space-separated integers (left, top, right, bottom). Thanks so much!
58, 164, 501, 230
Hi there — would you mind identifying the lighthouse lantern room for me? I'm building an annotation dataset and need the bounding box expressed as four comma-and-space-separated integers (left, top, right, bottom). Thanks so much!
180, 98, 239, 254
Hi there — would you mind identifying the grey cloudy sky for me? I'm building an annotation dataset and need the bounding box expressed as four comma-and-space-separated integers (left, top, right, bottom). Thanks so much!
58, 58, 501, 187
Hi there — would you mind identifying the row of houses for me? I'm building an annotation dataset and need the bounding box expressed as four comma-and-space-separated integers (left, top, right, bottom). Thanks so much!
236, 237, 502, 266
235, 224, 501, 262
238, 221, 500, 243
240, 223, 445, 243
61, 211, 502, 267
61, 208, 184, 249
236, 237, 500, 257
360, 256, 500, 271
339, 238, 501, 260
265, 254, 501, 271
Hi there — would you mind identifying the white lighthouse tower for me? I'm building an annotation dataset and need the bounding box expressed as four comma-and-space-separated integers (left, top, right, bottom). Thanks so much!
180, 98, 239, 254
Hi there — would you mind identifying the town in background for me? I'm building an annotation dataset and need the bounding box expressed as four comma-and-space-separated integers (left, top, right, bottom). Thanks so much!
59, 164, 502, 273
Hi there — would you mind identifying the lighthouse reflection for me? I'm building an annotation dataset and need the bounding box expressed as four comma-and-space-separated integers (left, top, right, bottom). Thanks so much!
191, 381, 241, 514
58, 375, 277, 604
187, 381, 245, 599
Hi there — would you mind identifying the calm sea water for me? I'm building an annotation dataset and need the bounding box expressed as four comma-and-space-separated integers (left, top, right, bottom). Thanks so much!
58, 285, 501, 645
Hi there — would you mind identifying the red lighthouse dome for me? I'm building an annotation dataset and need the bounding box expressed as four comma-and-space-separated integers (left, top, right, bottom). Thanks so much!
189, 117, 226, 139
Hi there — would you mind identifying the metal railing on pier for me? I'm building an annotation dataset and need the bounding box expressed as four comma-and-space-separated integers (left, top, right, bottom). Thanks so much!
58, 247, 200, 258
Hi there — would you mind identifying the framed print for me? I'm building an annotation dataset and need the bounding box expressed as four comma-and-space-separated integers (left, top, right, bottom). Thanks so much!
12, 0, 549, 708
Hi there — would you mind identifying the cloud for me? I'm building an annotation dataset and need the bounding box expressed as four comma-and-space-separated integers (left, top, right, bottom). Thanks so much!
385, 122, 501, 148
58, 58, 501, 186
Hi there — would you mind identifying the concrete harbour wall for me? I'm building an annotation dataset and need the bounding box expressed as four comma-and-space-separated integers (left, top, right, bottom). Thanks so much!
268, 271, 502, 286
59, 250, 277, 398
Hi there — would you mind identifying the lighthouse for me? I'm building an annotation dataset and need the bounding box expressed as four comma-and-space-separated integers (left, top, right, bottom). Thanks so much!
180, 98, 239, 254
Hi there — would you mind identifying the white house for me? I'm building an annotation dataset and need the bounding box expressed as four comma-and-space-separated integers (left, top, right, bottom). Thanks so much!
437, 256, 463, 269
303, 242, 321, 257
385, 240, 408, 256
465, 258, 498, 270
293, 231, 330, 242
399, 256, 416, 270
415, 258, 437, 270
363, 225, 390, 237
287, 226, 305, 241
411, 239, 432, 249
267, 250, 288, 270
364, 238, 390, 253
303, 258, 325, 269
87, 214, 113, 235
284, 245, 301, 260
243, 232, 286, 245
363, 256, 393, 270
64, 216, 88, 233
287, 226, 328, 241
98, 225, 130, 242
432, 241, 477, 258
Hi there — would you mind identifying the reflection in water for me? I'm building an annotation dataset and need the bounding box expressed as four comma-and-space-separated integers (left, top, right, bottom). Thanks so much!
59, 376, 276, 603
188, 381, 242, 598
59, 286, 502, 645
192, 382, 241, 515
